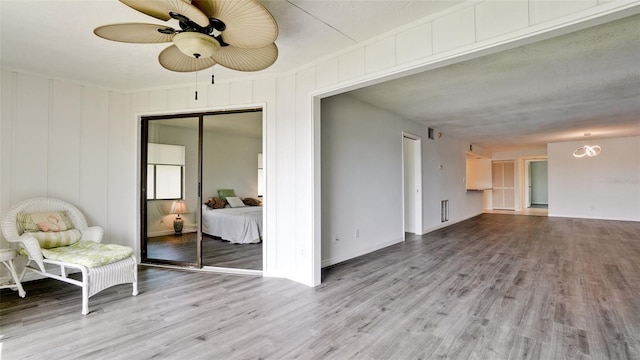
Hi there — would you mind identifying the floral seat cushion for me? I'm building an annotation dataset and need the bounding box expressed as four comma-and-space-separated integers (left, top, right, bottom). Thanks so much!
40, 241, 133, 268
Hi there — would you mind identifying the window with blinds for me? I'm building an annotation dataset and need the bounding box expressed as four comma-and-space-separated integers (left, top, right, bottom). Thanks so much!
147, 143, 185, 200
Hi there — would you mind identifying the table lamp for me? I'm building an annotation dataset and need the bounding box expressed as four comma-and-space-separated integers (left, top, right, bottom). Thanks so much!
170, 200, 187, 235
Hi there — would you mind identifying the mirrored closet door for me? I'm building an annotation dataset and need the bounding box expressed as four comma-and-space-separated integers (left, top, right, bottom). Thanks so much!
201, 112, 263, 270
142, 116, 201, 267
141, 110, 264, 271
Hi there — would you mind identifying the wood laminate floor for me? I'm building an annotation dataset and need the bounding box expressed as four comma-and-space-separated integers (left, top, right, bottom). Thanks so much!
1, 214, 639, 359
147, 233, 262, 270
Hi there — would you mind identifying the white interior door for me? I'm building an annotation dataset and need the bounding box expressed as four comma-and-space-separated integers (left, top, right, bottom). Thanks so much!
403, 135, 422, 235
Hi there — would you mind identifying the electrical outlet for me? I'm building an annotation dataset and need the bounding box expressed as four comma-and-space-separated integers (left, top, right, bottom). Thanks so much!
355, 228, 360, 238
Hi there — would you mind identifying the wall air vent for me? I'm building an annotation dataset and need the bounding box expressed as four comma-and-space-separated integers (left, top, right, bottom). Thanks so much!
441, 200, 449, 223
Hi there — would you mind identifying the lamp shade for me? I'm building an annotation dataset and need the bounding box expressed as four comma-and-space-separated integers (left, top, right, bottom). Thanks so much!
170, 200, 188, 215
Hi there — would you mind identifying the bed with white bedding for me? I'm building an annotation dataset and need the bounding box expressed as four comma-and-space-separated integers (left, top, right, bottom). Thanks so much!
201, 205, 262, 244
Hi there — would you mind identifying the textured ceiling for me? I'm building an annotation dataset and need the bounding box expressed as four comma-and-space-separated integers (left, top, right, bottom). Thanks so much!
1, 1, 638, 152
347, 14, 640, 152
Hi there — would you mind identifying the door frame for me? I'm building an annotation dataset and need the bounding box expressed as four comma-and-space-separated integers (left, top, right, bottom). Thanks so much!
519, 156, 548, 209
401, 132, 423, 238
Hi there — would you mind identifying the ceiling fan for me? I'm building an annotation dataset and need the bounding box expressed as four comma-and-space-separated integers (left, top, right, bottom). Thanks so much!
94, 0, 278, 73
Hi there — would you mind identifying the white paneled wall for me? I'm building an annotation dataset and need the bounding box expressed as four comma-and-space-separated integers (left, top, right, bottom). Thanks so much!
49, 81, 81, 204
395, 23, 433, 65
79, 87, 110, 228
273, 75, 296, 278
339, 48, 366, 82
208, 82, 231, 107
294, 67, 316, 282
253, 77, 278, 272
13, 75, 49, 200
0, 71, 131, 249
316, 57, 340, 89
107, 91, 135, 247
1, 0, 634, 285
476, 1, 530, 41
432, 6, 477, 54
529, 0, 599, 25
365, 37, 396, 74
230, 80, 253, 105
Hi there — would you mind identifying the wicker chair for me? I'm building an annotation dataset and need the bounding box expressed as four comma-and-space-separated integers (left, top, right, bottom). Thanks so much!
1, 198, 138, 315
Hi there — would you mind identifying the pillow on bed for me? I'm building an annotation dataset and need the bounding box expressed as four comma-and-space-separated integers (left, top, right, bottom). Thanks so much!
243, 198, 261, 206
217, 189, 236, 200
205, 196, 227, 209
226, 196, 246, 208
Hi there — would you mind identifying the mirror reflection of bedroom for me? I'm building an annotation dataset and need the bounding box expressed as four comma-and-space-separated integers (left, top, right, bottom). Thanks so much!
143, 110, 263, 271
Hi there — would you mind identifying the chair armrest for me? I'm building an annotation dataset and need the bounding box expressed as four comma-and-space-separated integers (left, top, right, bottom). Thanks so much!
81, 226, 104, 243
6, 233, 46, 272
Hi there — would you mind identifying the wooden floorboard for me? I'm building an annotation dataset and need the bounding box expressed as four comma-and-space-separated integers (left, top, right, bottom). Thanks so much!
147, 233, 262, 270
1, 214, 639, 359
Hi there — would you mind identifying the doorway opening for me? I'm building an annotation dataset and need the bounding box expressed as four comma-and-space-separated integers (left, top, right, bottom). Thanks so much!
524, 159, 549, 209
402, 134, 422, 237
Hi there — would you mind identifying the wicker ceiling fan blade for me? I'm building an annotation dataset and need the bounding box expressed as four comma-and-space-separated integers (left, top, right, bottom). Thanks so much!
94, 23, 176, 43
193, 0, 278, 48
119, 0, 210, 27
213, 43, 278, 72
159, 45, 217, 72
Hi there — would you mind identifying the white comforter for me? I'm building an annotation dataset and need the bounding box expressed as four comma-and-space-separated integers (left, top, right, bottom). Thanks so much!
201, 205, 262, 244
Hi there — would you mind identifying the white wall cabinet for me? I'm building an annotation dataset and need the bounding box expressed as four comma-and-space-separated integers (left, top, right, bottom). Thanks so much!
492, 160, 515, 210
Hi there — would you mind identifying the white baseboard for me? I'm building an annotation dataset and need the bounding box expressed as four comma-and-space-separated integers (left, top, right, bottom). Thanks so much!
321, 237, 403, 268
140, 262, 262, 276
422, 211, 483, 234
548, 213, 639, 222
320, 212, 484, 269
148, 228, 197, 237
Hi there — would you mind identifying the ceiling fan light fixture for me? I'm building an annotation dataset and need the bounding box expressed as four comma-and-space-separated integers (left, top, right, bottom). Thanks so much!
173, 32, 220, 58
573, 145, 602, 158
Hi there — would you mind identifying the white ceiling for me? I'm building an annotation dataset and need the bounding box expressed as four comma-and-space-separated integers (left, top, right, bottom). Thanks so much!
1, 1, 639, 152
0, 0, 461, 90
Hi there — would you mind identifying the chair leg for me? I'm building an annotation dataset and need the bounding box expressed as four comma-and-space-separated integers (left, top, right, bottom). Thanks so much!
82, 285, 89, 315
1, 258, 26, 298
81, 268, 89, 315
19, 262, 29, 281
132, 261, 139, 296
